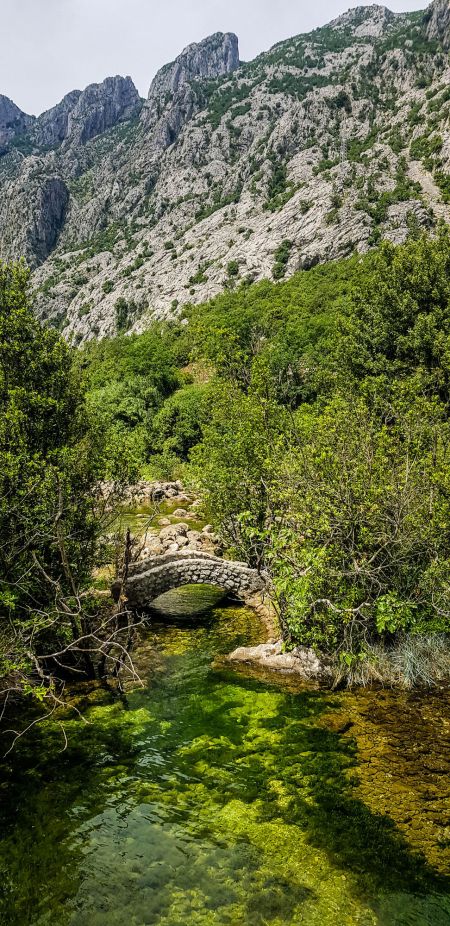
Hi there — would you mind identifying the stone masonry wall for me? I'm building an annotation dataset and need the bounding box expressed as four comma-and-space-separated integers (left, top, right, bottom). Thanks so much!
125, 550, 266, 609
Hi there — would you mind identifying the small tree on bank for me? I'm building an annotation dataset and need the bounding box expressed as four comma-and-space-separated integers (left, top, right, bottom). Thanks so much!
0, 263, 139, 720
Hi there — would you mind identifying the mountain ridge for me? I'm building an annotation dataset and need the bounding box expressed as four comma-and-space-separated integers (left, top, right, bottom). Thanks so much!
1, 3, 450, 341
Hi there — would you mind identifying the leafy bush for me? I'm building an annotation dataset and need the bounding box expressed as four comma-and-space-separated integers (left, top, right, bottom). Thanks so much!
188, 231, 450, 674
80, 324, 183, 469
272, 240, 293, 279
152, 384, 213, 460
0, 263, 133, 695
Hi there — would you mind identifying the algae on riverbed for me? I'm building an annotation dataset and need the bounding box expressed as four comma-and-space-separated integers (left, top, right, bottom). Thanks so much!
0, 604, 449, 926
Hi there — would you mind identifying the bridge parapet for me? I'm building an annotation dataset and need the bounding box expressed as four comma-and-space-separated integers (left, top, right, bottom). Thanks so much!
123, 549, 266, 609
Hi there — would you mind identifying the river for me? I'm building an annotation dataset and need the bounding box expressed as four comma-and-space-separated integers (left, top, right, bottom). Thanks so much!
0, 598, 449, 925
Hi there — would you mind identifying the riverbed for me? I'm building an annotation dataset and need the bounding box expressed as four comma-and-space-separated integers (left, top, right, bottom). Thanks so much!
0, 600, 449, 926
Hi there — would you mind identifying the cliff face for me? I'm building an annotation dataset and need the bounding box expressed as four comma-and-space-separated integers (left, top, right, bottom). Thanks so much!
140, 33, 239, 149
32, 77, 141, 150
144, 32, 240, 109
0, 95, 34, 153
1, 4, 450, 340
425, 0, 450, 46
33, 91, 82, 148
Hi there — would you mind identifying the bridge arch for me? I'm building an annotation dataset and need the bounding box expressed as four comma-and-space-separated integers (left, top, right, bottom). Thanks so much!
122, 550, 266, 610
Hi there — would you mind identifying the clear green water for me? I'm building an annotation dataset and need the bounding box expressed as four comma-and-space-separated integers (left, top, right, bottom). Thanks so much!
0, 604, 449, 926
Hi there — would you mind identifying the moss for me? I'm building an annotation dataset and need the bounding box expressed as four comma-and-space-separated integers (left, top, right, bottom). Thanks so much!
0, 606, 449, 925
1, 608, 448, 926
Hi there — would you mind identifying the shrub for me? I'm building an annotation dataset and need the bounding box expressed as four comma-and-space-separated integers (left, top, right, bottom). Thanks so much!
272, 240, 293, 279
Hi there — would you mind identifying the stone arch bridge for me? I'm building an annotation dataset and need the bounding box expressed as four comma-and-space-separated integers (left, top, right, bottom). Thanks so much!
121, 550, 266, 610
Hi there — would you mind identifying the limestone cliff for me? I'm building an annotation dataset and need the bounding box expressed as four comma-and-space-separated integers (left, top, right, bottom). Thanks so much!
425, 0, 450, 46
0, 95, 34, 153
1, 4, 450, 340
33, 76, 141, 150
140, 33, 239, 150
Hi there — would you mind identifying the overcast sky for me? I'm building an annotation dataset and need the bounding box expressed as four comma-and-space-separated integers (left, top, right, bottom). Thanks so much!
1, 0, 427, 115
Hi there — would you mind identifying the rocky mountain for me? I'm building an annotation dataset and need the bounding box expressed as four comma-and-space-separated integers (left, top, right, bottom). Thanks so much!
425, 0, 450, 46
0, 95, 34, 154
1, 5, 450, 341
33, 77, 141, 151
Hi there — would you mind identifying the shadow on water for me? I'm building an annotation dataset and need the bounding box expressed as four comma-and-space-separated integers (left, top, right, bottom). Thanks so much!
253, 693, 450, 894
137, 662, 450, 922
0, 604, 449, 925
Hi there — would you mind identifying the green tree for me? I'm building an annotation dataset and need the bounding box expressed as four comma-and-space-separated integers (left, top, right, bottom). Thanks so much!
265, 391, 450, 657
190, 384, 285, 566
151, 384, 213, 461
0, 263, 135, 701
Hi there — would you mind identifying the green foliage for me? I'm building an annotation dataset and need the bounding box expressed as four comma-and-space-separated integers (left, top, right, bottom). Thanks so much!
184, 257, 357, 400
189, 264, 209, 286
195, 185, 242, 222
72, 230, 450, 675
347, 127, 379, 163
80, 325, 183, 470
272, 240, 293, 279
115, 297, 129, 332
69, 220, 138, 259
0, 262, 120, 691
266, 391, 450, 652
186, 231, 450, 666
434, 171, 450, 203
268, 73, 332, 100
410, 133, 443, 170
388, 129, 404, 155
204, 80, 255, 129
331, 90, 352, 114
356, 160, 421, 231
226, 260, 240, 278
338, 230, 450, 393
152, 384, 213, 461
190, 385, 284, 565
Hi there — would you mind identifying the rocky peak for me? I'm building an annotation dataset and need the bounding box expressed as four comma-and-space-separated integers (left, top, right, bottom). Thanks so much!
2, 7, 449, 339
34, 76, 141, 150
425, 0, 450, 47
142, 32, 239, 129
33, 90, 82, 148
0, 94, 34, 153
67, 76, 141, 145
148, 32, 239, 99
328, 5, 396, 37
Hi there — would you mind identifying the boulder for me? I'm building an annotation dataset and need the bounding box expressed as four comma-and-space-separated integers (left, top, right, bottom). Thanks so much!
166, 542, 180, 554
187, 530, 202, 544
145, 539, 164, 556
227, 641, 333, 681
159, 523, 189, 542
